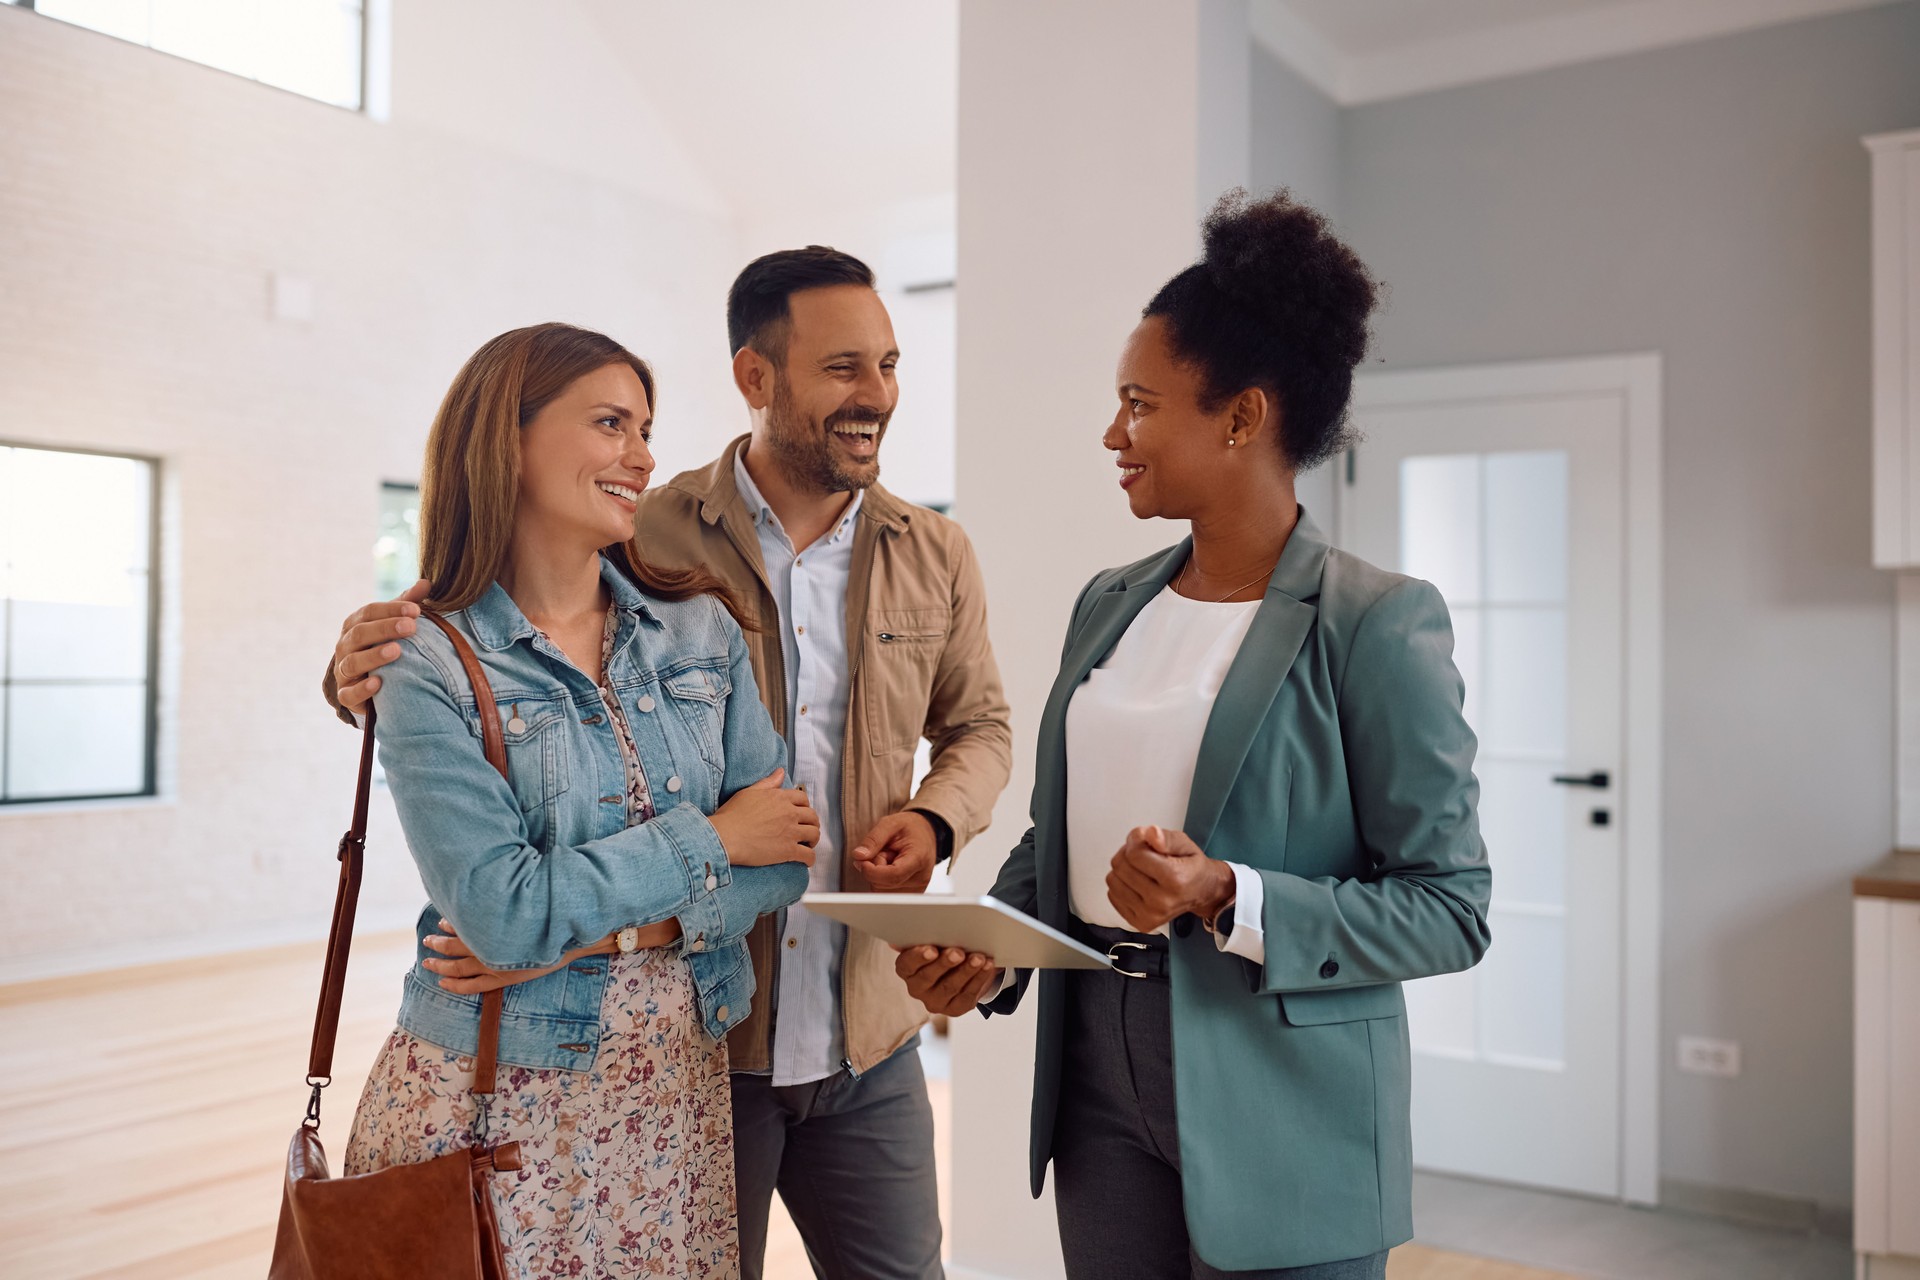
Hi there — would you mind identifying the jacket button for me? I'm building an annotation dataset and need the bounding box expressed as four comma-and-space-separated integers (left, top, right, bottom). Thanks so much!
715, 1005, 730, 1022
1320, 959, 1340, 979
637, 695, 655, 713
689, 937, 705, 952
705, 873, 719, 891
1172, 916, 1194, 939
667, 776, 682, 793
559, 1042, 589, 1052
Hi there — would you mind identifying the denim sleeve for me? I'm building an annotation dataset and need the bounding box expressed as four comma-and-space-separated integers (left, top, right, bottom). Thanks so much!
691, 602, 808, 950
374, 632, 742, 971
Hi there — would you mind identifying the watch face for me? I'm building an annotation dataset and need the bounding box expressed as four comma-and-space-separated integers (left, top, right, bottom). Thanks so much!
617, 927, 639, 953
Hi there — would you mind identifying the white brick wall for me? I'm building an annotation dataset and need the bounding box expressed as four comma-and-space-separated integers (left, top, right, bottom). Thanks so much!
0, 2, 750, 977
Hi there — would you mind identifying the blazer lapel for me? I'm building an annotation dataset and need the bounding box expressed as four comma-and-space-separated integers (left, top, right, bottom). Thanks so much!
1181, 509, 1331, 850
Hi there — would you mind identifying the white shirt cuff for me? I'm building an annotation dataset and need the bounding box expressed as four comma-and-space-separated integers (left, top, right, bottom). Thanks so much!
979, 965, 1018, 1004
1213, 862, 1266, 964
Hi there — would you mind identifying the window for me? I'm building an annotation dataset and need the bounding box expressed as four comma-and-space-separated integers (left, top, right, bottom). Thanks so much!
374, 482, 420, 597
0, 444, 160, 804
4, 0, 368, 112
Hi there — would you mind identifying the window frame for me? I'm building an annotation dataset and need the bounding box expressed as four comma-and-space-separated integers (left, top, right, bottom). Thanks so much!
2, 0, 374, 115
0, 441, 163, 806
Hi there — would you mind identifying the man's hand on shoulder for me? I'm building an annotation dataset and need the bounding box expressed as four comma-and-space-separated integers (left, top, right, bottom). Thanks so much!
326, 578, 430, 716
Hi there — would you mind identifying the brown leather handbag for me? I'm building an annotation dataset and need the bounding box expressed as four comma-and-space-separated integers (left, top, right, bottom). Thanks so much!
270, 615, 523, 1280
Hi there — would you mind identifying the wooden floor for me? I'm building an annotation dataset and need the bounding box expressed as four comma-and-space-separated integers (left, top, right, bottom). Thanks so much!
0, 935, 1573, 1279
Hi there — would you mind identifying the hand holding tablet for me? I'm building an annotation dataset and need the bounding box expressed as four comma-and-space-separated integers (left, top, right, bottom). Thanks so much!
800, 893, 1110, 969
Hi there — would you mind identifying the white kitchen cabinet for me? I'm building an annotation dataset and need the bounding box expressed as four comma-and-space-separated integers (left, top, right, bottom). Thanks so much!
1869, 129, 1920, 569
1856, 855, 1920, 1278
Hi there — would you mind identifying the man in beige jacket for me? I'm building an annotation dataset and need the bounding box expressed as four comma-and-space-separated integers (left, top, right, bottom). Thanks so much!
327, 247, 1012, 1279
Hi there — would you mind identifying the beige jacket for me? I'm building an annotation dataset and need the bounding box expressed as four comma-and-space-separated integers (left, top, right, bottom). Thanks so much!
636, 435, 1012, 1073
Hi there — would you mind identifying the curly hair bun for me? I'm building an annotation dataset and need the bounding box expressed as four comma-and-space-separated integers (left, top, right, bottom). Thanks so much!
1144, 188, 1380, 474
1201, 189, 1376, 372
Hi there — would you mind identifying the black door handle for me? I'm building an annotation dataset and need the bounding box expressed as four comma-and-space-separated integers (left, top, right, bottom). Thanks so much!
1551, 770, 1610, 789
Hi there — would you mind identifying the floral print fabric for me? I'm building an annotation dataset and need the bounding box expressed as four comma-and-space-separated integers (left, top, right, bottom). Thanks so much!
343, 605, 737, 1278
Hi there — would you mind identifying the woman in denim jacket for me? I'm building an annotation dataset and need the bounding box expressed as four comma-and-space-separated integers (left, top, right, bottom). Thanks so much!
342, 323, 815, 1278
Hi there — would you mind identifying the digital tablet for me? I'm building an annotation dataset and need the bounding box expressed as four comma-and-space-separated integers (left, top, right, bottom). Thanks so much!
800, 893, 1112, 970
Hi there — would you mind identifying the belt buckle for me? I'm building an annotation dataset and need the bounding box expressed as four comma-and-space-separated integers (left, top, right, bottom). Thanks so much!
1106, 940, 1150, 979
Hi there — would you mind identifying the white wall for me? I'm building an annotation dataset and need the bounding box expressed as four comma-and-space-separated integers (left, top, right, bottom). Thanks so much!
948, 3, 1249, 1276
1901, 574, 1920, 847
0, 0, 745, 977
740, 190, 962, 511
1332, 1, 1920, 1213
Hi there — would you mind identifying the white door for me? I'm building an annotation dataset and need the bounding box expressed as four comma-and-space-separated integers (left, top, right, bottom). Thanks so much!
1337, 373, 1629, 1199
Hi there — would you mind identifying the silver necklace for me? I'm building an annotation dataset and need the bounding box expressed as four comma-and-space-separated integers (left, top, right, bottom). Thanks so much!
1178, 557, 1272, 603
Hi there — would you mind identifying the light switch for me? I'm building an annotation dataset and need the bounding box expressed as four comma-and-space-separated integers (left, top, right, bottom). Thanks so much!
271, 272, 314, 322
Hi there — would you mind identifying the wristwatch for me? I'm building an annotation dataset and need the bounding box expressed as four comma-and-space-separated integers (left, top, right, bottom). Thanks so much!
616, 926, 641, 954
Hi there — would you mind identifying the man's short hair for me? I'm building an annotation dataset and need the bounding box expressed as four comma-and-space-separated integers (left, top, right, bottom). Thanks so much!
727, 246, 876, 365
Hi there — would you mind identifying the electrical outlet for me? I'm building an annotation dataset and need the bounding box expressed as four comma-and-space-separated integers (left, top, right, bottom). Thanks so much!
1677, 1036, 1742, 1077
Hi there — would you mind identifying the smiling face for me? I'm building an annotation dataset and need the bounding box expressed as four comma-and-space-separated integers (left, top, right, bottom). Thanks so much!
758, 284, 899, 494
516, 360, 655, 552
1102, 316, 1243, 521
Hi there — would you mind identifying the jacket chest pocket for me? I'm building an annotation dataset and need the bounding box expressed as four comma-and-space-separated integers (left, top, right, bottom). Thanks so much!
863, 607, 949, 754
477, 698, 569, 815
660, 663, 730, 782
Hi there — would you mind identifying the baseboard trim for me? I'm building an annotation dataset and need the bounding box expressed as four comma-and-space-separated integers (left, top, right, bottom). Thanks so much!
0, 907, 421, 989
1659, 1176, 1851, 1240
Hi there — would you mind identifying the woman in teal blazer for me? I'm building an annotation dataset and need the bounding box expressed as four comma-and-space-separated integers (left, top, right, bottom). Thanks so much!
899, 191, 1492, 1278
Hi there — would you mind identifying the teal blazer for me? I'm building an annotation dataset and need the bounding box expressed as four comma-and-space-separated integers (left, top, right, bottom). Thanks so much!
985, 509, 1492, 1272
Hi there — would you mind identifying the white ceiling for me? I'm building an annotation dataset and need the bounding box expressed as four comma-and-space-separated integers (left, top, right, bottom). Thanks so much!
556, 0, 1900, 234
580, 0, 956, 240
1252, 0, 1909, 104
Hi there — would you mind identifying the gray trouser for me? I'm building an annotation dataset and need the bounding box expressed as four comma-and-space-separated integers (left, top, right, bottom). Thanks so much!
730, 1043, 944, 1280
1053, 928, 1390, 1280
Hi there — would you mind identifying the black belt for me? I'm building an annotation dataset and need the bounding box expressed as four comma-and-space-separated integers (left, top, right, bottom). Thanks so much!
1073, 920, 1171, 983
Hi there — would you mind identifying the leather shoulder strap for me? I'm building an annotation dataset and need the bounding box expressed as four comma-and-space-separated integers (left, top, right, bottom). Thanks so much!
305, 704, 377, 1083
304, 612, 510, 1100
425, 613, 507, 784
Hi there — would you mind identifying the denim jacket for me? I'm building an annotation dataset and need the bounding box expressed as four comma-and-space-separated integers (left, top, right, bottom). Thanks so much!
372, 554, 809, 1070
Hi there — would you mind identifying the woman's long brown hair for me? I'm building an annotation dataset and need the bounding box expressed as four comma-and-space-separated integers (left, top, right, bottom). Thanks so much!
417, 322, 751, 628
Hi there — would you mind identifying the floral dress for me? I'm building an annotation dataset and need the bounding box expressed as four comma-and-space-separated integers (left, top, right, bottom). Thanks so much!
344, 607, 739, 1278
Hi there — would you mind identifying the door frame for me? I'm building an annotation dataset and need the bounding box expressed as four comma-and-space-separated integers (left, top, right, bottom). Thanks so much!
1342, 353, 1664, 1206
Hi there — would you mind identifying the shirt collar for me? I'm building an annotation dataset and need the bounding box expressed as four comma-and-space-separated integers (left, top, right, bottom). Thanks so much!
461, 553, 658, 652
732, 443, 865, 545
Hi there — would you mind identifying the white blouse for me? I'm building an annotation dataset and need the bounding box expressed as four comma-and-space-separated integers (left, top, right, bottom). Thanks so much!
1062, 587, 1267, 962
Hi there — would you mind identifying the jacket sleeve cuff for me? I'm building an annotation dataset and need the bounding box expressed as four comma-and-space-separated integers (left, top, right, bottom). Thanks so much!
1254, 869, 1350, 992
653, 804, 732, 957
978, 965, 1017, 1004
903, 782, 979, 857
908, 808, 955, 862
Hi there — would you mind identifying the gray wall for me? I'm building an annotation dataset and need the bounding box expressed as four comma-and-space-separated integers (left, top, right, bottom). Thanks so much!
1250, 44, 1343, 521
1251, 44, 1341, 224
1255, 3, 1920, 1210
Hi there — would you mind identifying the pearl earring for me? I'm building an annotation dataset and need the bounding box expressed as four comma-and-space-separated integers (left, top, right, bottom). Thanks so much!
1227, 438, 1237, 447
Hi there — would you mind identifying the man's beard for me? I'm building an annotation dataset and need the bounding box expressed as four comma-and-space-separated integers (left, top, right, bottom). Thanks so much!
762, 374, 887, 495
